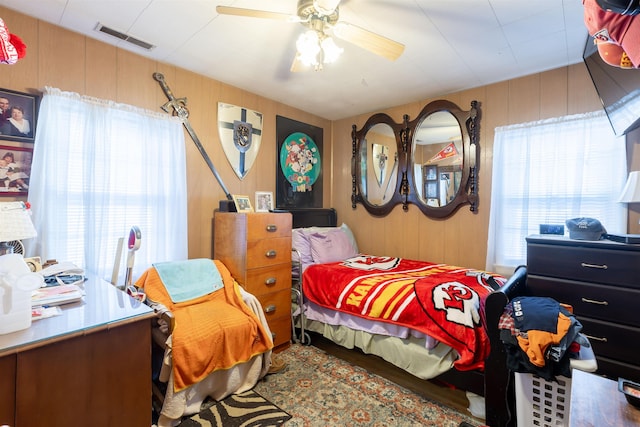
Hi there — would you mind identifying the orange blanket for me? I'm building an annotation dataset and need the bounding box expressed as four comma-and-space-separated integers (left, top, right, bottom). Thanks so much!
136, 260, 273, 391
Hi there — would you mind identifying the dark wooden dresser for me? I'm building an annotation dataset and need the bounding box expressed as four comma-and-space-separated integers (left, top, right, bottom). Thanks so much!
526, 235, 640, 382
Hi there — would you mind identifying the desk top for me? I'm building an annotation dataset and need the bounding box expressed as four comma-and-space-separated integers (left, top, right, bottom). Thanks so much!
0, 277, 154, 356
570, 369, 640, 426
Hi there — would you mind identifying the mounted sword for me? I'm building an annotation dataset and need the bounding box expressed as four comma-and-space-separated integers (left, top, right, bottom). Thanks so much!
152, 72, 232, 201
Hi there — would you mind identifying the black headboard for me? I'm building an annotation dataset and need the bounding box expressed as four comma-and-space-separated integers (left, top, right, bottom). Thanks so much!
271, 208, 337, 228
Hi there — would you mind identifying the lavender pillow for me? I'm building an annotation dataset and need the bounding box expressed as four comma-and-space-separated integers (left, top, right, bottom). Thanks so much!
292, 228, 314, 268
309, 228, 359, 264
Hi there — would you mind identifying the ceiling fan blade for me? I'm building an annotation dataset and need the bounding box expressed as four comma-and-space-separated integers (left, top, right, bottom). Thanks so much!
216, 6, 298, 22
332, 21, 404, 61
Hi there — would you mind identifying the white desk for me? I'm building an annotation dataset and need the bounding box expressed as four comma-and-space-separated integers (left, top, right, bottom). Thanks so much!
0, 277, 154, 427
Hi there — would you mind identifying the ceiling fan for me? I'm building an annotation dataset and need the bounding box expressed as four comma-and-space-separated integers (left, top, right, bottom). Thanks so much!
216, 0, 405, 71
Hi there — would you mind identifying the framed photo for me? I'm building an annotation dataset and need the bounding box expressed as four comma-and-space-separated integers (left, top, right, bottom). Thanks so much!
424, 165, 438, 181
0, 88, 39, 143
232, 194, 253, 213
426, 181, 438, 199
0, 145, 33, 196
255, 191, 274, 212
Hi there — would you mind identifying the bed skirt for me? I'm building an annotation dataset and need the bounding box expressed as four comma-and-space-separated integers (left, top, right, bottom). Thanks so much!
303, 318, 457, 380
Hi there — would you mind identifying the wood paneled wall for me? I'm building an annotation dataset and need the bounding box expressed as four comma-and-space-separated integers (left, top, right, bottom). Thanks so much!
1, 6, 637, 269
332, 65, 630, 270
0, 7, 331, 260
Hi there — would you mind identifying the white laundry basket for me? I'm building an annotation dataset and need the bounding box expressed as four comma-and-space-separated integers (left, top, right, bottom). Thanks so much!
514, 344, 597, 427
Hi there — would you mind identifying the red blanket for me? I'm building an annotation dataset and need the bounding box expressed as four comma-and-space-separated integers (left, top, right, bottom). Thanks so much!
302, 255, 505, 371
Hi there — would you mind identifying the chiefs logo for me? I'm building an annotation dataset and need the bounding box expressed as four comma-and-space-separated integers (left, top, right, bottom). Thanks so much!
432, 281, 480, 327
342, 255, 400, 271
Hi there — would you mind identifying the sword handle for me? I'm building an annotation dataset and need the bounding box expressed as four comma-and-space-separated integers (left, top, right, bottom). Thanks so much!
153, 73, 175, 100
153, 73, 189, 119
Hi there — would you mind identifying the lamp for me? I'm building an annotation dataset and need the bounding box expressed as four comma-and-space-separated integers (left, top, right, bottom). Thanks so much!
0, 201, 37, 255
295, 30, 343, 70
606, 171, 640, 243
619, 171, 640, 203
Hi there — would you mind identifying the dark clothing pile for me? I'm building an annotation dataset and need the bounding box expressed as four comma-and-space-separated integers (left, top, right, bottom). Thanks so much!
499, 296, 589, 382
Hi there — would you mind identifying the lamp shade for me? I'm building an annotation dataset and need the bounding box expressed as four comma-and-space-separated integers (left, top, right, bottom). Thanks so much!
0, 202, 37, 242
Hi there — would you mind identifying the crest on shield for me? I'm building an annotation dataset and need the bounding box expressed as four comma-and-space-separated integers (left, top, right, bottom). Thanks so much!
217, 102, 263, 179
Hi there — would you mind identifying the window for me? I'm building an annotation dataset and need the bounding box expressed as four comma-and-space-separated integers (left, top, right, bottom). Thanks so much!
27, 87, 188, 283
486, 111, 627, 275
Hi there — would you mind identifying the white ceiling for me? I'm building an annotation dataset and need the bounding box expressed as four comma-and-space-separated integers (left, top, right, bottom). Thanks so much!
0, 0, 589, 120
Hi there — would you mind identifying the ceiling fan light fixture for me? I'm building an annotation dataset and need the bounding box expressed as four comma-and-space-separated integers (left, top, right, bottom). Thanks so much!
321, 36, 343, 63
296, 30, 321, 67
312, 0, 341, 16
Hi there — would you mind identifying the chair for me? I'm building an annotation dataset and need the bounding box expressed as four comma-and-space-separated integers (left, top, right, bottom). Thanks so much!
135, 259, 274, 427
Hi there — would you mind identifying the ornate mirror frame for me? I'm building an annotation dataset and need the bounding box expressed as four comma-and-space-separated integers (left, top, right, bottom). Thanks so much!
351, 113, 407, 217
351, 100, 479, 218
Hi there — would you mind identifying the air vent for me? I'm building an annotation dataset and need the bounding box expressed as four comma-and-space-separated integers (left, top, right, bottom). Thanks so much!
95, 23, 155, 50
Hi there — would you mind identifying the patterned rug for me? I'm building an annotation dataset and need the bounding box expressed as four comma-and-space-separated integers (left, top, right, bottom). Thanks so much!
178, 390, 291, 426
254, 344, 480, 427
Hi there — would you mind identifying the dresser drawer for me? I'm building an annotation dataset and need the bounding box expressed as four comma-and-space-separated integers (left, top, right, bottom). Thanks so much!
255, 288, 291, 321
596, 355, 640, 383
247, 237, 291, 269
578, 317, 640, 366
527, 276, 640, 326
268, 315, 292, 348
244, 264, 291, 295
527, 243, 640, 289
247, 213, 291, 240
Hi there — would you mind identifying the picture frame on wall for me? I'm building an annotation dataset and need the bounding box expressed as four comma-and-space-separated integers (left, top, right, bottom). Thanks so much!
232, 194, 253, 213
0, 144, 33, 196
0, 88, 39, 143
255, 191, 274, 212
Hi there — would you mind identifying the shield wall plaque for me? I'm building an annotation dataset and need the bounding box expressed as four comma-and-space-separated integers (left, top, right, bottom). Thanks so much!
217, 103, 263, 179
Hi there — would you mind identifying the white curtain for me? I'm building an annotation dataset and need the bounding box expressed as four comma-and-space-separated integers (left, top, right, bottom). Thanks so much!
486, 111, 627, 275
27, 87, 188, 283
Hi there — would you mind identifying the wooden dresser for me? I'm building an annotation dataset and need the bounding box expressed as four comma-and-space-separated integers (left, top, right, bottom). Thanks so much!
526, 235, 640, 382
213, 211, 292, 348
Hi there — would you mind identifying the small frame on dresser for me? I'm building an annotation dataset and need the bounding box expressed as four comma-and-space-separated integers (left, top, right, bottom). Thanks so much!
232, 194, 253, 213
0, 88, 38, 143
255, 191, 274, 212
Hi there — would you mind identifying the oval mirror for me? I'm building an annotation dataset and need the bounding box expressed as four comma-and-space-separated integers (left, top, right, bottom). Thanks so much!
407, 100, 477, 218
352, 100, 478, 218
352, 114, 402, 216
362, 123, 398, 205
412, 110, 463, 207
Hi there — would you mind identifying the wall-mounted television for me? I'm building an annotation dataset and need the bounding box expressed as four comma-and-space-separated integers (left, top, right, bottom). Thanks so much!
583, 36, 640, 136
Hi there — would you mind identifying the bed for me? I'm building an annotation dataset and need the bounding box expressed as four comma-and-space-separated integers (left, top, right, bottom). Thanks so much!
285, 208, 526, 427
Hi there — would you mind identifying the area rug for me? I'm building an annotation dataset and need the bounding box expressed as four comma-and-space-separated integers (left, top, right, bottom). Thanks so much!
254, 344, 480, 427
178, 390, 291, 426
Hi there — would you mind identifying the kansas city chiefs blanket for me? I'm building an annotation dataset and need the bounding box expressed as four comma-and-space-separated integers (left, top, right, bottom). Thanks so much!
302, 255, 505, 371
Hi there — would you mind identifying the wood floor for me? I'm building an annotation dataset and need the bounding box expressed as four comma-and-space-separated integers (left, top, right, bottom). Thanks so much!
290, 332, 485, 424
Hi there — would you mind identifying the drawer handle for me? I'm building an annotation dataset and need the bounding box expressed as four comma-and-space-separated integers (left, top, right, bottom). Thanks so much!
266, 224, 277, 232
583, 334, 608, 343
264, 304, 276, 313
580, 262, 608, 270
581, 297, 608, 306
265, 277, 277, 286
265, 250, 277, 258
